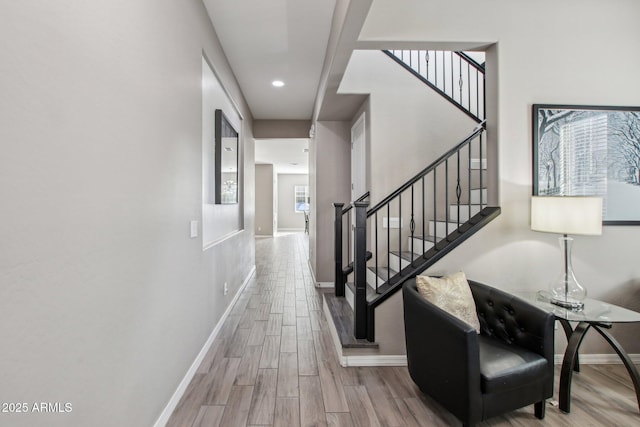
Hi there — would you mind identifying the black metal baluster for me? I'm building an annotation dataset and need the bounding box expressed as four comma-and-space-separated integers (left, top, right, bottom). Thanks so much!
425, 51, 430, 81
387, 203, 390, 288
422, 176, 426, 255
433, 167, 437, 246
477, 72, 481, 121
434, 51, 438, 90
347, 210, 351, 265
398, 194, 402, 276
468, 141, 472, 222
444, 158, 449, 241
375, 212, 379, 294
480, 132, 484, 206
450, 52, 454, 102
456, 150, 461, 227
458, 55, 463, 106
410, 185, 415, 262
467, 62, 471, 114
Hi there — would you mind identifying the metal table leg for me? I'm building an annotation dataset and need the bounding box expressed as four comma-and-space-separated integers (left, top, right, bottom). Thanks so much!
559, 319, 580, 372
559, 322, 591, 413
592, 324, 640, 414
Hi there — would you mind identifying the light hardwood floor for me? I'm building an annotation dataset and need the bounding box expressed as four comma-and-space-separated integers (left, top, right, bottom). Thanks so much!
167, 233, 640, 427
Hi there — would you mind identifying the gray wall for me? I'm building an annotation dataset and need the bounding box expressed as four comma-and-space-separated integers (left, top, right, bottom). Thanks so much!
255, 164, 275, 235
277, 174, 309, 230
0, 2, 255, 426
357, 0, 640, 355
309, 121, 352, 283
340, 50, 477, 203
253, 120, 312, 138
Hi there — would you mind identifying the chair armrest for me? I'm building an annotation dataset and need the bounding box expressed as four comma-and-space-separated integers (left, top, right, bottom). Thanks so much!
403, 281, 482, 421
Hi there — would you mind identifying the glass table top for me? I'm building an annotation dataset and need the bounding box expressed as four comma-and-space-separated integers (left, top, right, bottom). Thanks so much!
512, 291, 640, 323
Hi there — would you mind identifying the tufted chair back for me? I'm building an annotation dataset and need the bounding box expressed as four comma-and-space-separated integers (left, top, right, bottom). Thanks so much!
470, 280, 552, 356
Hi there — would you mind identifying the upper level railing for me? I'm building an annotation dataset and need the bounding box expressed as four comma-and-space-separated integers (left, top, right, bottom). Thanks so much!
334, 122, 488, 340
383, 50, 485, 123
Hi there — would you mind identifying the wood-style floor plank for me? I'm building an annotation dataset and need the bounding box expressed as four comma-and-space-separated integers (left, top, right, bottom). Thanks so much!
191, 405, 225, 427
247, 369, 277, 425
277, 352, 299, 398
168, 233, 640, 427
218, 385, 254, 427
299, 375, 327, 427
274, 397, 300, 427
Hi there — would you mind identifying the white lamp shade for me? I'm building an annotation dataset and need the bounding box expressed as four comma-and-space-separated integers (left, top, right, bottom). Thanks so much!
531, 196, 603, 235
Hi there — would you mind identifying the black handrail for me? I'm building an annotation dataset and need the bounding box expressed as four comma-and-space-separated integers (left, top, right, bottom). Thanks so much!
341, 191, 370, 215
455, 52, 484, 72
367, 121, 485, 217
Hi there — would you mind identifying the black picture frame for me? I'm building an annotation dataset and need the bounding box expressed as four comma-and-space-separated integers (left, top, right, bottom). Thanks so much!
532, 104, 640, 225
215, 109, 239, 204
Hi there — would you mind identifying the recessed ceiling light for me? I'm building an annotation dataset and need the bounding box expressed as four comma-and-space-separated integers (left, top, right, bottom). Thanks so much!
272, 80, 285, 87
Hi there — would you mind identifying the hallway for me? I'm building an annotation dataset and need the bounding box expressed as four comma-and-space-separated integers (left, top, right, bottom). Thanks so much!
166, 233, 640, 427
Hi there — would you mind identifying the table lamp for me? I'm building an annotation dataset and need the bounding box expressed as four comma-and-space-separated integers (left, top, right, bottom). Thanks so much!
531, 196, 603, 310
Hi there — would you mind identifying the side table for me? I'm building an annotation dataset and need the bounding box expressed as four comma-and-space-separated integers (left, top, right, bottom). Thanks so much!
514, 292, 640, 414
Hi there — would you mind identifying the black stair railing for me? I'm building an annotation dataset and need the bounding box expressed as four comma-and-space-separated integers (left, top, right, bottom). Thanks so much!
334, 122, 488, 340
383, 49, 485, 123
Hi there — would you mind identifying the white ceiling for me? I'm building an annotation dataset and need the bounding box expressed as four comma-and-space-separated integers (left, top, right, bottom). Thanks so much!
255, 139, 309, 174
202, 0, 337, 120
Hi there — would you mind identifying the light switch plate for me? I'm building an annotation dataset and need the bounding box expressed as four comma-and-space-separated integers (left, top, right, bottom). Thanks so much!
190, 220, 198, 238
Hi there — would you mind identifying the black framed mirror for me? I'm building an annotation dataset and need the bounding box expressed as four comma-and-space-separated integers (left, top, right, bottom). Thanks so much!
215, 109, 239, 204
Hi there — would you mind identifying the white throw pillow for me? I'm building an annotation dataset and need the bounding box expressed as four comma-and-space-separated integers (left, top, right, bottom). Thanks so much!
415, 272, 480, 333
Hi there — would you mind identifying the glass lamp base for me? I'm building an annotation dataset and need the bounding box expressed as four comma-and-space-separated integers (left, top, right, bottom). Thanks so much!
550, 297, 584, 311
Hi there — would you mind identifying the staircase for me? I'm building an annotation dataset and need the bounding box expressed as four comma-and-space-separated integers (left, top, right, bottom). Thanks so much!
331, 121, 499, 346
325, 49, 497, 351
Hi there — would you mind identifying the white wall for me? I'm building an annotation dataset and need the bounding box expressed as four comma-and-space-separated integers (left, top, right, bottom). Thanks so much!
358, 0, 640, 353
0, 2, 255, 426
277, 174, 308, 230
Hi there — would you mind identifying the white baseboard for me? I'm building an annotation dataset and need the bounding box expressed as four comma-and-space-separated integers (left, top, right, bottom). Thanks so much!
153, 265, 256, 427
342, 355, 407, 367
316, 282, 333, 288
277, 228, 304, 232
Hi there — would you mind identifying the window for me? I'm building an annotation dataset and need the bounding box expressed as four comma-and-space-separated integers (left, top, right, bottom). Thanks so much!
294, 185, 309, 212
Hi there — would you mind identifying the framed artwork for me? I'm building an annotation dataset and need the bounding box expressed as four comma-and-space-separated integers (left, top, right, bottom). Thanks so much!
533, 104, 640, 225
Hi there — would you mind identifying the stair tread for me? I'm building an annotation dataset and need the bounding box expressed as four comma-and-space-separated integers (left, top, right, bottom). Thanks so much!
390, 250, 419, 261
410, 235, 437, 242
368, 266, 398, 281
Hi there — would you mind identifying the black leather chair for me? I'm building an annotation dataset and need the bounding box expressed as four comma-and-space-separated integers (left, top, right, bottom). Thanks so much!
403, 278, 554, 427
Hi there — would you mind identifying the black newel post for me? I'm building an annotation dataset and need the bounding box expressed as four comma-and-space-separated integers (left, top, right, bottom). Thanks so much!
353, 201, 369, 339
333, 203, 345, 297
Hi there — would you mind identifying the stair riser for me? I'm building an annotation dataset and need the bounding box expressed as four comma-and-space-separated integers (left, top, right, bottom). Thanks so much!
470, 158, 487, 170
449, 204, 483, 222
470, 188, 487, 204
366, 268, 386, 288
389, 253, 410, 272
408, 237, 435, 255
428, 221, 459, 238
